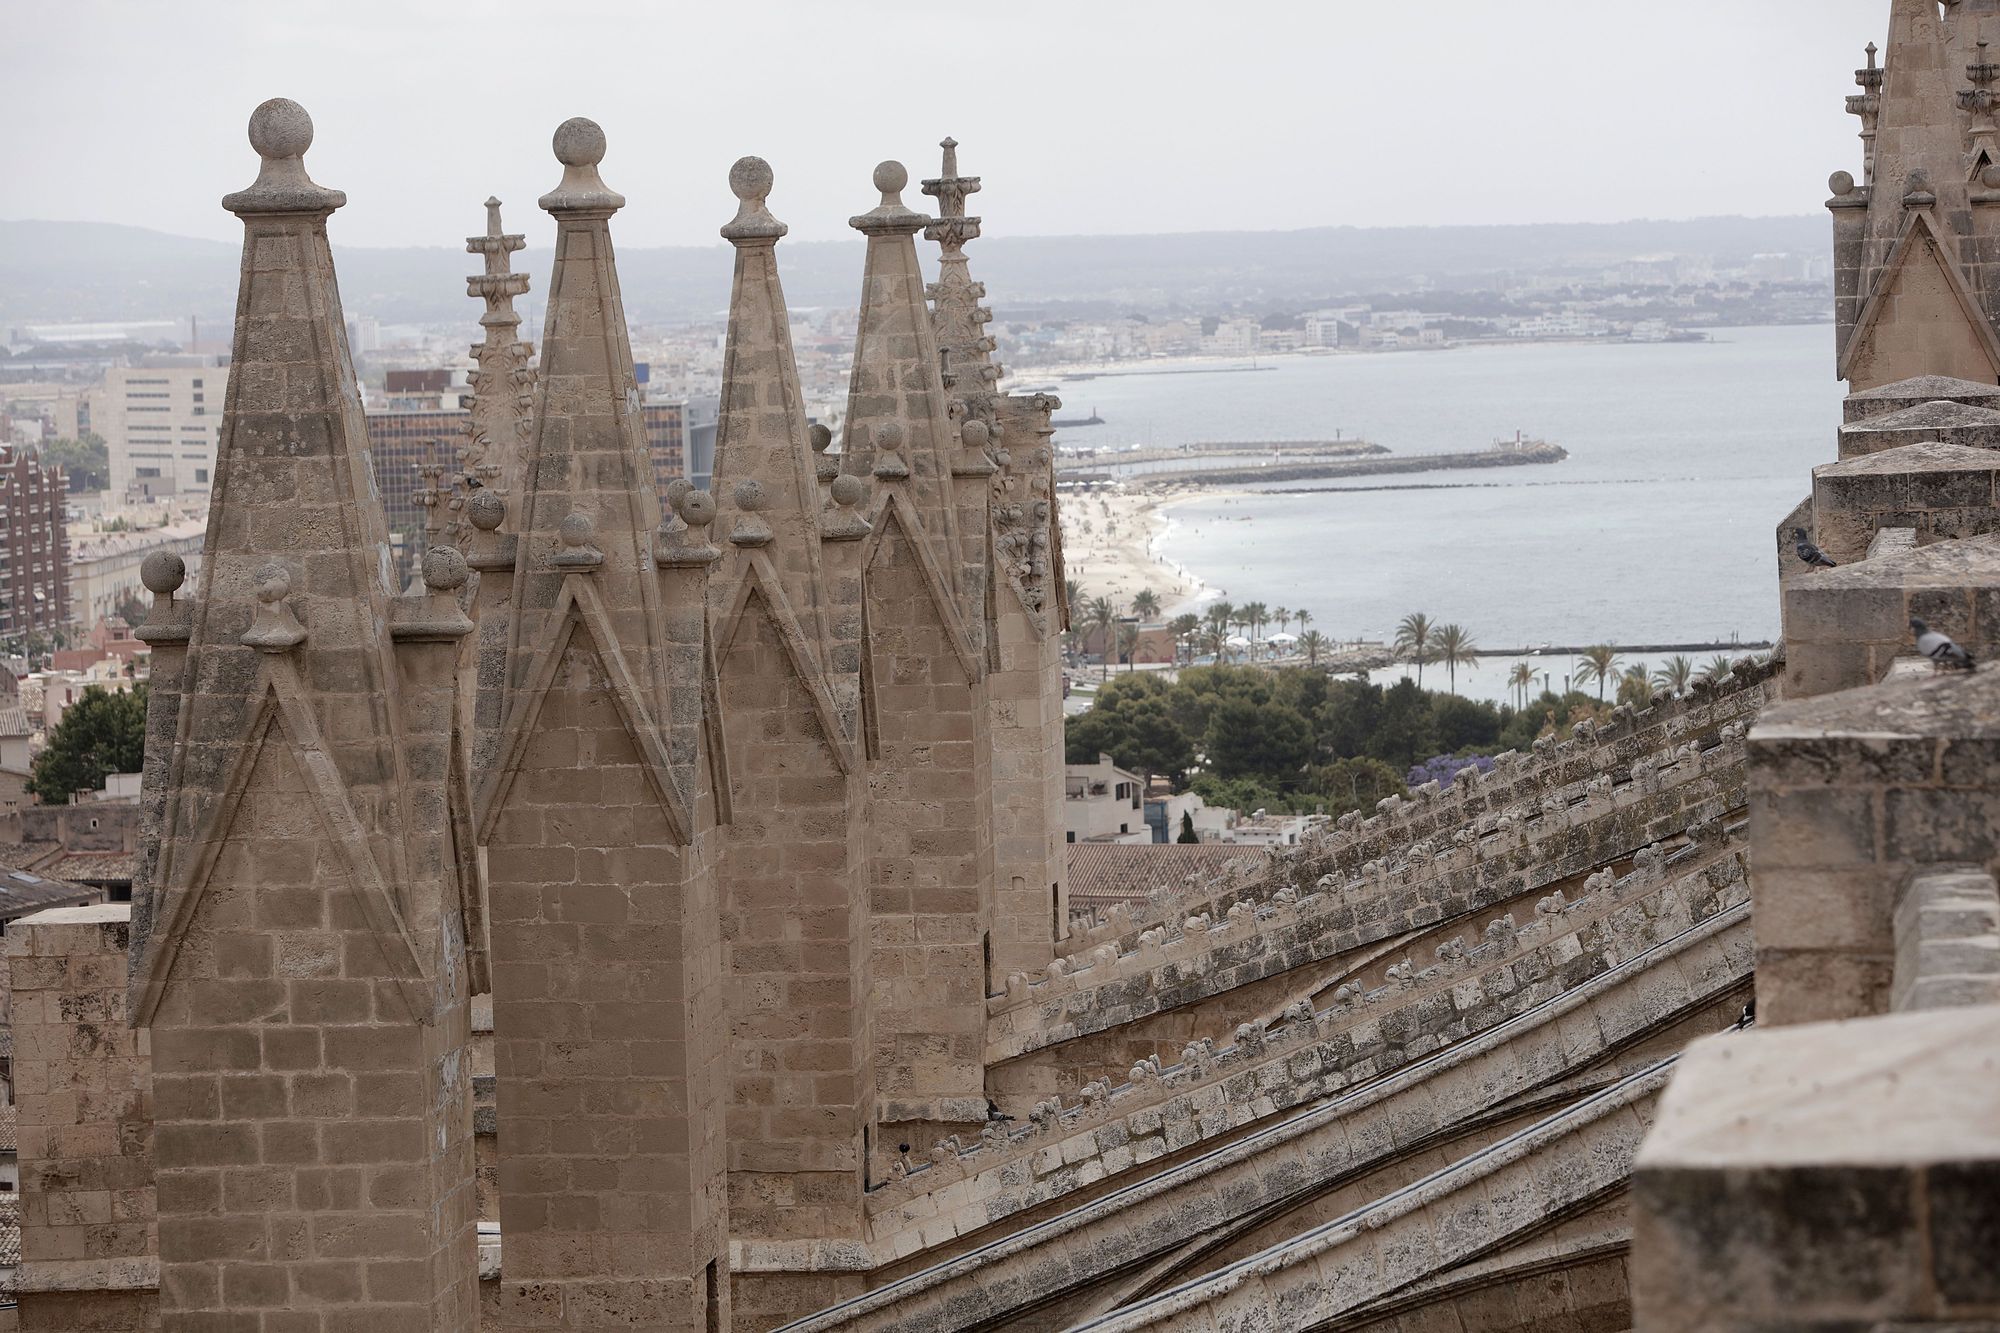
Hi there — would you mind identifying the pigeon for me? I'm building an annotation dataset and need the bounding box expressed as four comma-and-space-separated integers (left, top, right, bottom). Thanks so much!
1792, 527, 1836, 568
1911, 617, 1975, 671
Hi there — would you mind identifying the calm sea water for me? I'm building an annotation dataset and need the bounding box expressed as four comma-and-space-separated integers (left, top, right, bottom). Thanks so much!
1045, 326, 1843, 704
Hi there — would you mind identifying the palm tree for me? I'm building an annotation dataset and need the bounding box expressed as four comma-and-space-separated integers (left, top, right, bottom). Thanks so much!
1294, 608, 1312, 637
1273, 606, 1292, 636
1394, 612, 1435, 687
1300, 629, 1328, 667
1507, 662, 1538, 709
1617, 664, 1654, 709
1086, 596, 1117, 680
1130, 589, 1161, 622
1652, 654, 1694, 697
1170, 613, 1201, 666
1240, 601, 1269, 654
1577, 645, 1622, 703
1117, 621, 1140, 672
1434, 623, 1476, 694
1205, 602, 1234, 661
1697, 654, 1734, 685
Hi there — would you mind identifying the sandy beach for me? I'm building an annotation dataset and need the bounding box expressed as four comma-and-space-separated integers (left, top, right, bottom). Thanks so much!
1062, 484, 1247, 619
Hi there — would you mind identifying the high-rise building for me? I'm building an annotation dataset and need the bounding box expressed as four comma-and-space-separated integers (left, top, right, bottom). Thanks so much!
99, 362, 227, 500
363, 397, 691, 555
0, 444, 70, 636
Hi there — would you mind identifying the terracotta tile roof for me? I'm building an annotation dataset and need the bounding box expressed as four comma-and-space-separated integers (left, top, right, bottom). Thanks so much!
0, 844, 60, 872
1066, 842, 1266, 907
0, 1101, 15, 1153
0, 1191, 18, 1266
0, 863, 98, 920
42, 852, 135, 886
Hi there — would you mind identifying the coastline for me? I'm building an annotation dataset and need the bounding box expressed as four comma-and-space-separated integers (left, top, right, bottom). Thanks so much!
1062, 483, 1246, 618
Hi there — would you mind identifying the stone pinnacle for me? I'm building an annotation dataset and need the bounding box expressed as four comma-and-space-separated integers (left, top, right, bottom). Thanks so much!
223, 96, 346, 215
721, 155, 787, 243
539, 115, 625, 214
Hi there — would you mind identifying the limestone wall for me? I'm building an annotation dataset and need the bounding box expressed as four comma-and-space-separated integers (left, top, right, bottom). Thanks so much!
6, 905, 155, 1332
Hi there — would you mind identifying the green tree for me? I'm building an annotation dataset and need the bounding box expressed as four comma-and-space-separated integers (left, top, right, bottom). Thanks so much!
1617, 664, 1655, 708
1653, 654, 1694, 696
1394, 612, 1435, 687
1309, 755, 1407, 817
1577, 645, 1622, 702
1117, 621, 1139, 672
1169, 613, 1201, 665
1273, 605, 1291, 635
40, 432, 108, 483
1507, 662, 1537, 709
1366, 678, 1440, 770
1434, 622, 1476, 694
1086, 596, 1117, 680
1300, 629, 1328, 666
1697, 654, 1734, 685
1204, 696, 1313, 784
1240, 601, 1269, 647
1176, 810, 1199, 843
1294, 608, 1313, 636
1130, 589, 1161, 621
29, 684, 148, 805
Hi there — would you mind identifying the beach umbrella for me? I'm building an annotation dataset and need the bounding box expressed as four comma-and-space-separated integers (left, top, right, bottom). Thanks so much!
1268, 631, 1299, 644
1225, 635, 1251, 648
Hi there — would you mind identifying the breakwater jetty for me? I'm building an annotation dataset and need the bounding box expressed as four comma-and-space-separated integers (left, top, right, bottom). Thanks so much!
1063, 438, 1568, 487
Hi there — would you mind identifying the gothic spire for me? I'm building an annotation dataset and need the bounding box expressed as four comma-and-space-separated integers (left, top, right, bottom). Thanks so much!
922, 136, 1002, 413
462, 195, 534, 522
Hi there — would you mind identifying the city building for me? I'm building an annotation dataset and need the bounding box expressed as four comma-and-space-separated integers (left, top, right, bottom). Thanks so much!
97, 361, 227, 500
64, 519, 204, 627
1065, 754, 1150, 843
0, 445, 68, 640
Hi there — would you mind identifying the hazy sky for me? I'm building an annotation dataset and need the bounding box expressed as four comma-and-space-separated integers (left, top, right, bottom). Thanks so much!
4, 1, 1893, 252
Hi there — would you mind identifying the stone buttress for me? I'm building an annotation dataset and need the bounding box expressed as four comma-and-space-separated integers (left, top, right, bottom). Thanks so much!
705, 157, 877, 1257
924, 138, 1070, 982
472, 117, 731, 1332
839, 160, 995, 1145
128, 98, 481, 1332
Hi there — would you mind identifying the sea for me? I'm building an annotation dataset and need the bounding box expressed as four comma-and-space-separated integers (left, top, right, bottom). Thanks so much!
1039, 324, 1844, 707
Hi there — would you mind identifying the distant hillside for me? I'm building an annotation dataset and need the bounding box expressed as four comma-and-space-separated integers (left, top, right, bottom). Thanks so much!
0, 213, 1828, 335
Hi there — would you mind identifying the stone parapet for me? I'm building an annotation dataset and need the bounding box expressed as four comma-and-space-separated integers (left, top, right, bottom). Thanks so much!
1837, 398, 2000, 458
867, 842, 1748, 1245
779, 904, 1747, 1330
1633, 1003, 2000, 1332
1841, 374, 2000, 425
1750, 663, 2000, 1025
1782, 531, 2000, 697
1810, 439, 2000, 563
991, 733, 1748, 1059
1893, 867, 2000, 1011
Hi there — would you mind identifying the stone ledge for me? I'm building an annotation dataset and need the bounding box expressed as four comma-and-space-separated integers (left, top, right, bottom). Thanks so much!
11, 1256, 158, 1294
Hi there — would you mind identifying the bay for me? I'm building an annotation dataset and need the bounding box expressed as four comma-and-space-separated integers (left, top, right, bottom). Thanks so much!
1045, 325, 1843, 704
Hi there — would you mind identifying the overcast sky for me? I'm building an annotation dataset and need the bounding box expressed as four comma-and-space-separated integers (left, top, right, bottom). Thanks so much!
4, 0, 1892, 252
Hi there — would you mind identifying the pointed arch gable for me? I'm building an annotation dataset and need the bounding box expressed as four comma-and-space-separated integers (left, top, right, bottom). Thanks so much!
860, 490, 981, 679
714, 554, 855, 776
134, 667, 432, 1027
475, 575, 690, 847
1842, 210, 2000, 384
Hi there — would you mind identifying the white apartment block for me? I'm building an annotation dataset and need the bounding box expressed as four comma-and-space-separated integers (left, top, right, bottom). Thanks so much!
100, 363, 228, 500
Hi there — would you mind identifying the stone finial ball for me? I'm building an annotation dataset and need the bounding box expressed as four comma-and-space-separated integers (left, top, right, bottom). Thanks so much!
809, 422, 833, 453
961, 418, 990, 449
422, 545, 470, 592
666, 477, 694, 506
141, 551, 187, 595
679, 489, 718, 527
467, 489, 507, 531
876, 420, 906, 450
253, 561, 291, 604
558, 510, 596, 548
1829, 170, 1856, 196
874, 160, 908, 195
831, 474, 866, 507
733, 478, 767, 511
553, 117, 607, 167
248, 97, 314, 160
730, 156, 773, 201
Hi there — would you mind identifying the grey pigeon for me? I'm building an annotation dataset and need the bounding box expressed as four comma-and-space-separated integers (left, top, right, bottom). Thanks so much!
1911, 617, 1975, 670
1792, 527, 1836, 568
